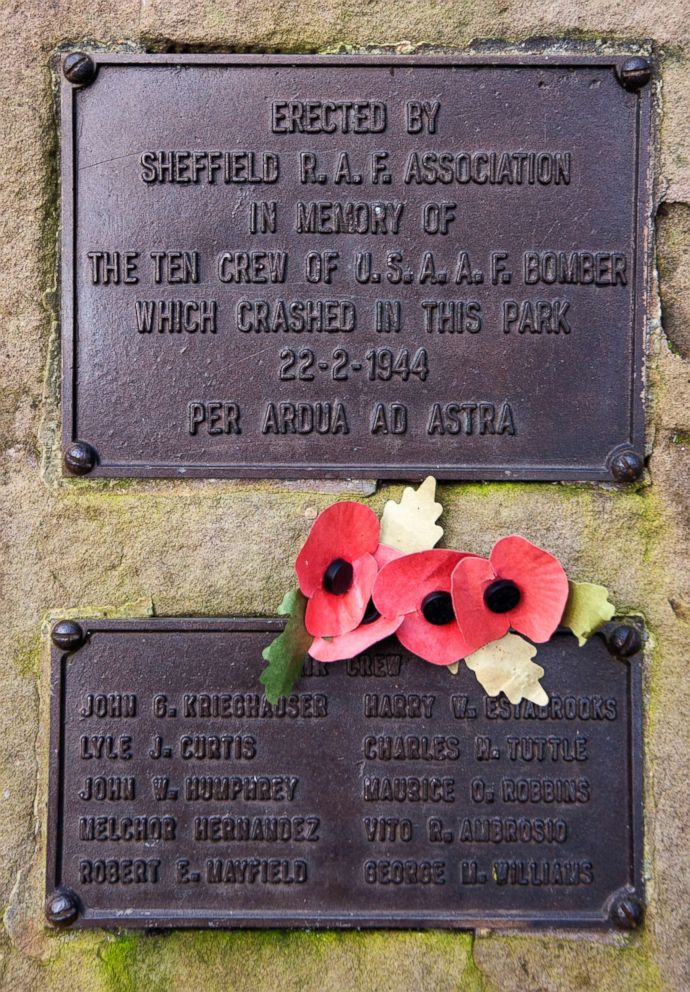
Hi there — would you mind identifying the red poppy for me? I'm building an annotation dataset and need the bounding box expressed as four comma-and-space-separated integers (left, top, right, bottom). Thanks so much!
295, 501, 380, 637
309, 613, 404, 662
451, 535, 569, 654
373, 549, 478, 665
309, 545, 404, 661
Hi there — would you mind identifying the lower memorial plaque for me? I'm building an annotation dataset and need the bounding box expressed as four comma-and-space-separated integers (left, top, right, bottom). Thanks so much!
47, 618, 642, 929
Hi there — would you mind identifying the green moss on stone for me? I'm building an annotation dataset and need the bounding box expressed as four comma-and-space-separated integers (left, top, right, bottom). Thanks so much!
99, 934, 141, 992
14, 630, 42, 677
474, 934, 663, 992
93, 929, 482, 992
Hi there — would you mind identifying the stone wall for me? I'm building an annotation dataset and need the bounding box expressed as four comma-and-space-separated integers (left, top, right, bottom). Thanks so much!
1, 2, 688, 990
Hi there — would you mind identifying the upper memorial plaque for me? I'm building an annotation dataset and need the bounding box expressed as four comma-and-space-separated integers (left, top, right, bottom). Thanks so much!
61, 54, 652, 481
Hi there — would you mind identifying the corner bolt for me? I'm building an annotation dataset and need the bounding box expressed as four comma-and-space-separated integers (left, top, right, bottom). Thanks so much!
607, 623, 643, 658
610, 449, 644, 483
610, 892, 644, 930
63, 52, 97, 87
64, 441, 97, 475
617, 57, 652, 91
51, 620, 85, 652
45, 890, 80, 927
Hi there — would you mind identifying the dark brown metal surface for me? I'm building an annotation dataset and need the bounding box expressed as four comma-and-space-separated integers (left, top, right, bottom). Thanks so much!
61, 53, 652, 481
47, 619, 643, 929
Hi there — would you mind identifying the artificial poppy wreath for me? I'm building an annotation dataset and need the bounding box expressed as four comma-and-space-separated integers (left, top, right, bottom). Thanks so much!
261, 478, 617, 706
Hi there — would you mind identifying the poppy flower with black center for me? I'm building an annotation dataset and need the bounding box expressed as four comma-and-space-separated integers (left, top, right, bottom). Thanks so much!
295, 501, 380, 638
450, 535, 569, 655
309, 545, 404, 661
372, 549, 478, 665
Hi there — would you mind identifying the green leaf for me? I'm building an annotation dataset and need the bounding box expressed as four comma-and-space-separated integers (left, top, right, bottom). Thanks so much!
260, 589, 313, 704
561, 580, 615, 646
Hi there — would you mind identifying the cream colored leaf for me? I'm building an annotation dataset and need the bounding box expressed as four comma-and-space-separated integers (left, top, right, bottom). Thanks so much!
561, 580, 616, 647
447, 661, 460, 676
379, 476, 443, 553
464, 634, 548, 705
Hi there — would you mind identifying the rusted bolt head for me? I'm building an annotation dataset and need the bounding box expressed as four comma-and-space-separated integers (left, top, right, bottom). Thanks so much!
617, 57, 652, 91
607, 624, 642, 658
51, 620, 85, 652
63, 52, 97, 86
610, 449, 644, 483
64, 441, 97, 475
46, 890, 80, 927
610, 893, 644, 930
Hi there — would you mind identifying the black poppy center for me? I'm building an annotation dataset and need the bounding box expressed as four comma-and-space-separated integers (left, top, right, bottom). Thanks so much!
421, 591, 455, 626
484, 578, 521, 613
361, 598, 381, 625
323, 557, 353, 595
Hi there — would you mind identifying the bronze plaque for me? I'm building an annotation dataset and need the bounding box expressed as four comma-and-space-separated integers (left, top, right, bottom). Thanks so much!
47, 619, 643, 929
61, 54, 651, 482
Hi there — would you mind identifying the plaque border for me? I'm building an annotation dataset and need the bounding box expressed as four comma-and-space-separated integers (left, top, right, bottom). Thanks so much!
60, 53, 652, 482
46, 616, 644, 930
